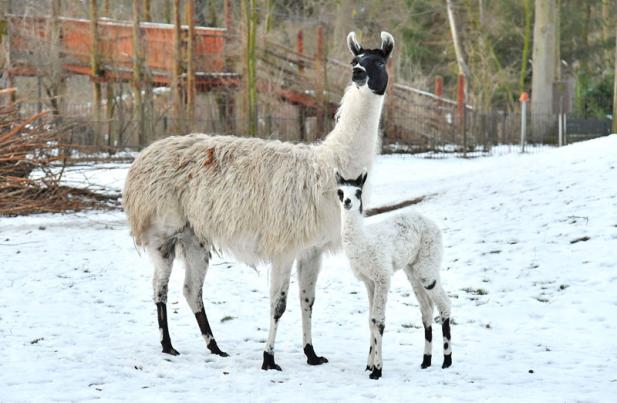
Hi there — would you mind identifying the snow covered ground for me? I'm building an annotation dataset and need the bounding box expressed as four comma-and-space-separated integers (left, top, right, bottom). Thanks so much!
2, 137, 616, 402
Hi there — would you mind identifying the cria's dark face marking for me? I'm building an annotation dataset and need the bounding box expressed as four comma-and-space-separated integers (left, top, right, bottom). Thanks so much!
335, 170, 368, 213
347, 32, 394, 95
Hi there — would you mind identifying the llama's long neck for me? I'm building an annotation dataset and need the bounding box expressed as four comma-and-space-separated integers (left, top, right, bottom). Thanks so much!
340, 209, 369, 252
320, 85, 385, 174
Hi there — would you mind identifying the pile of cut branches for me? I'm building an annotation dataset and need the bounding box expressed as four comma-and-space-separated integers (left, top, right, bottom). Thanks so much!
0, 106, 119, 215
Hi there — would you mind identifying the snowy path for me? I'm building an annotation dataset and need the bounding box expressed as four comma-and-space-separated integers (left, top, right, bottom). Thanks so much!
1, 137, 616, 402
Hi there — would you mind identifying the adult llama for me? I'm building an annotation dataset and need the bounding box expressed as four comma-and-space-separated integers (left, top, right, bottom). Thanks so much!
123, 31, 394, 371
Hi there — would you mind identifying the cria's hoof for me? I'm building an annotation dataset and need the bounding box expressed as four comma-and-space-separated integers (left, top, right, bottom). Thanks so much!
304, 344, 328, 365
207, 339, 229, 357
369, 367, 382, 380
261, 351, 282, 371
421, 354, 432, 369
162, 345, 180, 356
442, 353, 452, 369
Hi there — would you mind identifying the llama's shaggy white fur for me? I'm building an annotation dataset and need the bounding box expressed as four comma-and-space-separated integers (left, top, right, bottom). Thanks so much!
336, 172, 452, 379
123, 32, 394, 370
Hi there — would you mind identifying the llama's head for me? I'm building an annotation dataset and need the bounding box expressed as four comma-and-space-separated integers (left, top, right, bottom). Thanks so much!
347, 31, 394, 95
335, 170, 368, 213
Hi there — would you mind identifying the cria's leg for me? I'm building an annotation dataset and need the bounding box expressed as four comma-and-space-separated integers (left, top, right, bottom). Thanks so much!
369, 276, 390, 380
406, 269, 435, 369
362, 277, 376, 371
426, 282, 452, 369
262, 258, 293, 371
297, 248, 328, 365
179, 228, 228, 357
148, 238, 179, 356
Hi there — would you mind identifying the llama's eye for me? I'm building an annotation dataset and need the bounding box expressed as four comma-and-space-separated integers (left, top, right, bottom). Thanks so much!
351, 58, 358, 66
355, 189, 362, 199
376, 60, 385, 67
337, 189, 344, 201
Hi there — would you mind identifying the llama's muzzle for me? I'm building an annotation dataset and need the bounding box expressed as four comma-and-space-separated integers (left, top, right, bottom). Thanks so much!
352, 66, 368, 84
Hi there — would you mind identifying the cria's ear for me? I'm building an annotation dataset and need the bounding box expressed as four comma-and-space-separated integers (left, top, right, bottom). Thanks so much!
380, 31, 394, 59
347, 32, 363, 56
335, 170, 344, 185
356, 168, 368, 187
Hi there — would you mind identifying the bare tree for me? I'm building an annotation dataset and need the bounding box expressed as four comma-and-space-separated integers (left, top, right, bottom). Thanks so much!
133, 0, 146, 147
531, 0, 558, 134
243, 0, 257, 136
89, 0, 102, 146
446, 0, 470, 79
613, 27, 617, 133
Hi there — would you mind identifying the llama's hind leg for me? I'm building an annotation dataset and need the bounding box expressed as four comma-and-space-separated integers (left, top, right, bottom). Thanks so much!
262, 257, 293, 371
297, 248, 328, 365
148, 239, 179, 356
407, 272, 435, 369
180, 228, 228, 357
427, 282, 452, 368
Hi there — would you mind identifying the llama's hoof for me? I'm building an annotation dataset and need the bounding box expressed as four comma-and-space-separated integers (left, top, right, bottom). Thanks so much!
207, 339, 229, 357
421, 354, 432, 369
162, 345, 180, 356
365, 365, 373, 372
261, 351, 282, 371
442, 354, 452, 369
369, 367, 382, 380
304, 344, 328, 365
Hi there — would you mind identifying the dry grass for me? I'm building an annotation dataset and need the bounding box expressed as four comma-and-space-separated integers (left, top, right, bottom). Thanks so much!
0, 105, 119, 215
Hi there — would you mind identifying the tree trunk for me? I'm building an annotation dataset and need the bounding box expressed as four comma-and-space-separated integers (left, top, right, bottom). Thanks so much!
172, 0, 184, 134
90, 0, 102, 147
519, 0, 532, 92
446, 0, 470, 79
50, 0, 66, 117
132, 0, 146, 148
531, 0, 558, 138
613, 27, 617, 133
144, 0, 151, 21
186, 0, 196, 130
243, 0, 257, 136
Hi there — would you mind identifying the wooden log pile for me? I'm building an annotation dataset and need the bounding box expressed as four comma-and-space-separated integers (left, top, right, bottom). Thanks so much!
0, 106, 119, 215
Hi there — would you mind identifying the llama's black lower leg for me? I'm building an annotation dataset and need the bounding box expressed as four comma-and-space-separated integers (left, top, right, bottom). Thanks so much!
195, 307, 228, 357
156, 302, 179, 355
366, 345, 373, 371
421, 324, 432, 369
442, 318, 452, 368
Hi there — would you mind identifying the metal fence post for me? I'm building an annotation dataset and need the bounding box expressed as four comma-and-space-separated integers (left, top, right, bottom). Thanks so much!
520, 92, 529, 152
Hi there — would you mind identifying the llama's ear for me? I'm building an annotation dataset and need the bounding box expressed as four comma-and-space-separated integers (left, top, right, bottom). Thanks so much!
335, 170, 343, 185
347, 32, 363, 56
380, 31, 394, 59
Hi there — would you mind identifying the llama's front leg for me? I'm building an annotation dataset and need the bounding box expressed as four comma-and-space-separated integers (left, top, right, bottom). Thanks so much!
297, 248, 328, 365
369, 277, 390, 380
262, 258, 293, 370
362, 278, 376, 371
148, 241, 179, 356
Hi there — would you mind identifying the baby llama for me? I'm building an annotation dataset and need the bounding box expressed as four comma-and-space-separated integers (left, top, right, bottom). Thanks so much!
335, 171, 452, 379
123, 31, 394, 371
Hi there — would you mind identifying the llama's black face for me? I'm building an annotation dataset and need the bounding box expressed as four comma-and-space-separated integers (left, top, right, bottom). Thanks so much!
335, 171, 368, 213
347, 31, 394, 95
